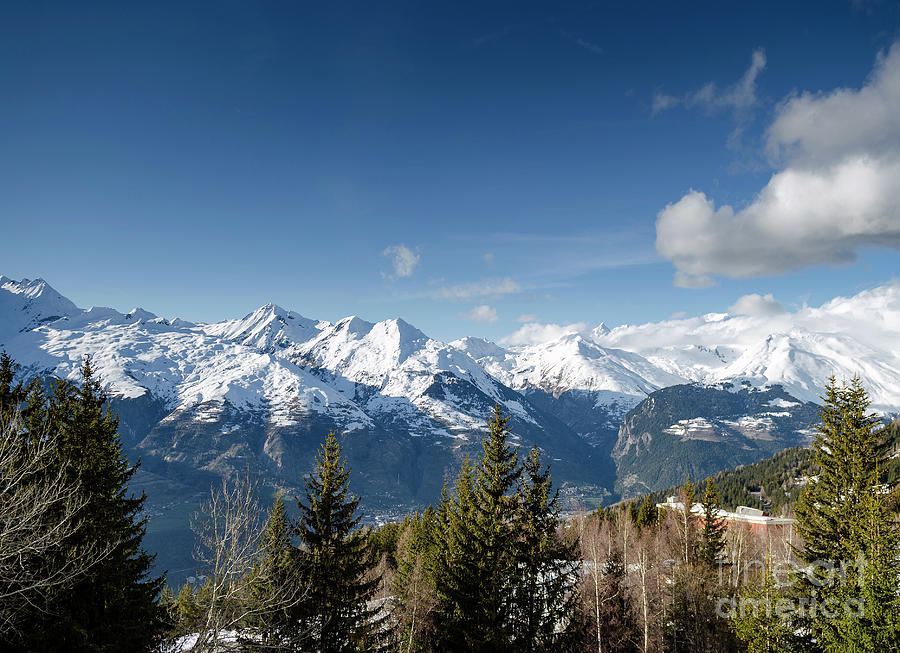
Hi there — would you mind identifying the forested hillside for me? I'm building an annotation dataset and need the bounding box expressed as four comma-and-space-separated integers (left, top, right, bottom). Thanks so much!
647, 419, 900, 515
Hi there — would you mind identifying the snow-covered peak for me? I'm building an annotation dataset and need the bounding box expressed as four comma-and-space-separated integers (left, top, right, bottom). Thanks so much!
204, 303, 322, 351
450, 336, 510, 361
298, 315, 432, 388
0, 276, 80, 343
500, 333, 686, 399
714, 329, 900, 408
125, 307, 158, 321
591, 323, 610, 340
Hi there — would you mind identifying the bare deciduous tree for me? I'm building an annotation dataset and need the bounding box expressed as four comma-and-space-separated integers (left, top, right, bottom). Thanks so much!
393, 527, 437, 653
0, 416, 111, 640
177, 475, 307, 653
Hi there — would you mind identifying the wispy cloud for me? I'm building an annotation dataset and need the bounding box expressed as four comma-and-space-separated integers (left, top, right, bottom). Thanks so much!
653, 48, 767, 149
472, 24, 516, 48
560, 29, 603, 55
381, 244, 420, 279
462, 305, 499, 323
435, 277, 522, 300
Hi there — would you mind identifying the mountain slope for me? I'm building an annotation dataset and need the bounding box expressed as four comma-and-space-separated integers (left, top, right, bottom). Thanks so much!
0, 276, 605, 507
613, 383, 820, 497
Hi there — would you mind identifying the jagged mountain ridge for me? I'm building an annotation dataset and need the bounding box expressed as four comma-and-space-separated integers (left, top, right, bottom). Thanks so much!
0, 277, 609, 509
5, 274, 899, 580
3, 274, 900, 499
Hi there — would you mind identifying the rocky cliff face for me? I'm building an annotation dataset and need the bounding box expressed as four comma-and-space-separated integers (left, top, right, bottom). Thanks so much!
613, 383, 820, 497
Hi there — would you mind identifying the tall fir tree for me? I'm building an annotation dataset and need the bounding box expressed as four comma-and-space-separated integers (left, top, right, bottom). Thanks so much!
635, 494, 658, 529
243, 493, 306, 652
430, 405, 522, 652
26, 356, 165, 652
0, 351, 26, 422
698, 479, 727, 569
730, 546, 793, 653
792, 377, 900, 652
514, 446, 582, 652
428, 457, 480, 650
295, 432, 385, 652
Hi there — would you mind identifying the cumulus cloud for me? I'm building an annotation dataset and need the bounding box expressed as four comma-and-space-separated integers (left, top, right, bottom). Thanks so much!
657, 42, 900, 288
500, 321, 590, 346
436, 277, 521, 300
462, 305, 499, 323
381, 244, 420, 279
766, 44, 900, 165
729, 293, 786, 317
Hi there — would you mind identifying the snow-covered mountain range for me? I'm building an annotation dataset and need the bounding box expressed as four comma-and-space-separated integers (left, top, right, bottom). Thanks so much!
2, 274, 899, 502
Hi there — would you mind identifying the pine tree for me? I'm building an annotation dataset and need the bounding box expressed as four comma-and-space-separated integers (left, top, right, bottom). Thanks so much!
295, 432, 385, 652
25, 357, 165, 652
792, 377, 900, 652
0, 351, 25, 421
429, 458, 480, 649
244, 493, 306, 652
430, 405, 522, 652
635, 495, 658, 529
730, 547, 793, 653
170, 582, 202, 637
594, 550, 639, 653
698, 479, 727, 568
514, 446, 582, 652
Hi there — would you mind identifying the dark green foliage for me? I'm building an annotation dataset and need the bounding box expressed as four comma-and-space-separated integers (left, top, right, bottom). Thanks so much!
697, 479, 727, 569
429, 406, 581, 652
635, 494, 658, 528
515, 446, 583, 652
663, 566, 738, 653
367, 518, 407, 572
170, 582, 202, 636
17, 356, 166, 652
430, 406, 523, 652
729, 549, 794, 653
243, 493, 306, 652
591, 551, 638, 653
295, 431, 386, 652
0, 352, 26, 421
792, 377, 900, 652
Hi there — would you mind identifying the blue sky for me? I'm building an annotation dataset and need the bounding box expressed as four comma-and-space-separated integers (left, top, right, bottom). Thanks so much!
2, 1, 899, 342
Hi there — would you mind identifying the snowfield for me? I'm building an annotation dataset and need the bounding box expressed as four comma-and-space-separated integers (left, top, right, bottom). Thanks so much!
2, 275, 900, 437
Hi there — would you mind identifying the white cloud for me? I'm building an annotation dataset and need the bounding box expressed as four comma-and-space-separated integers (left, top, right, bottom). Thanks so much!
766, 43, 900, 165
436, 277, 521, 300
516, 313, 537, 323
462, 305, 498, 323
500, 321, 590, 346
729, 293, 786, 317
381, 244, 420, 279
657, 42, 900, 287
